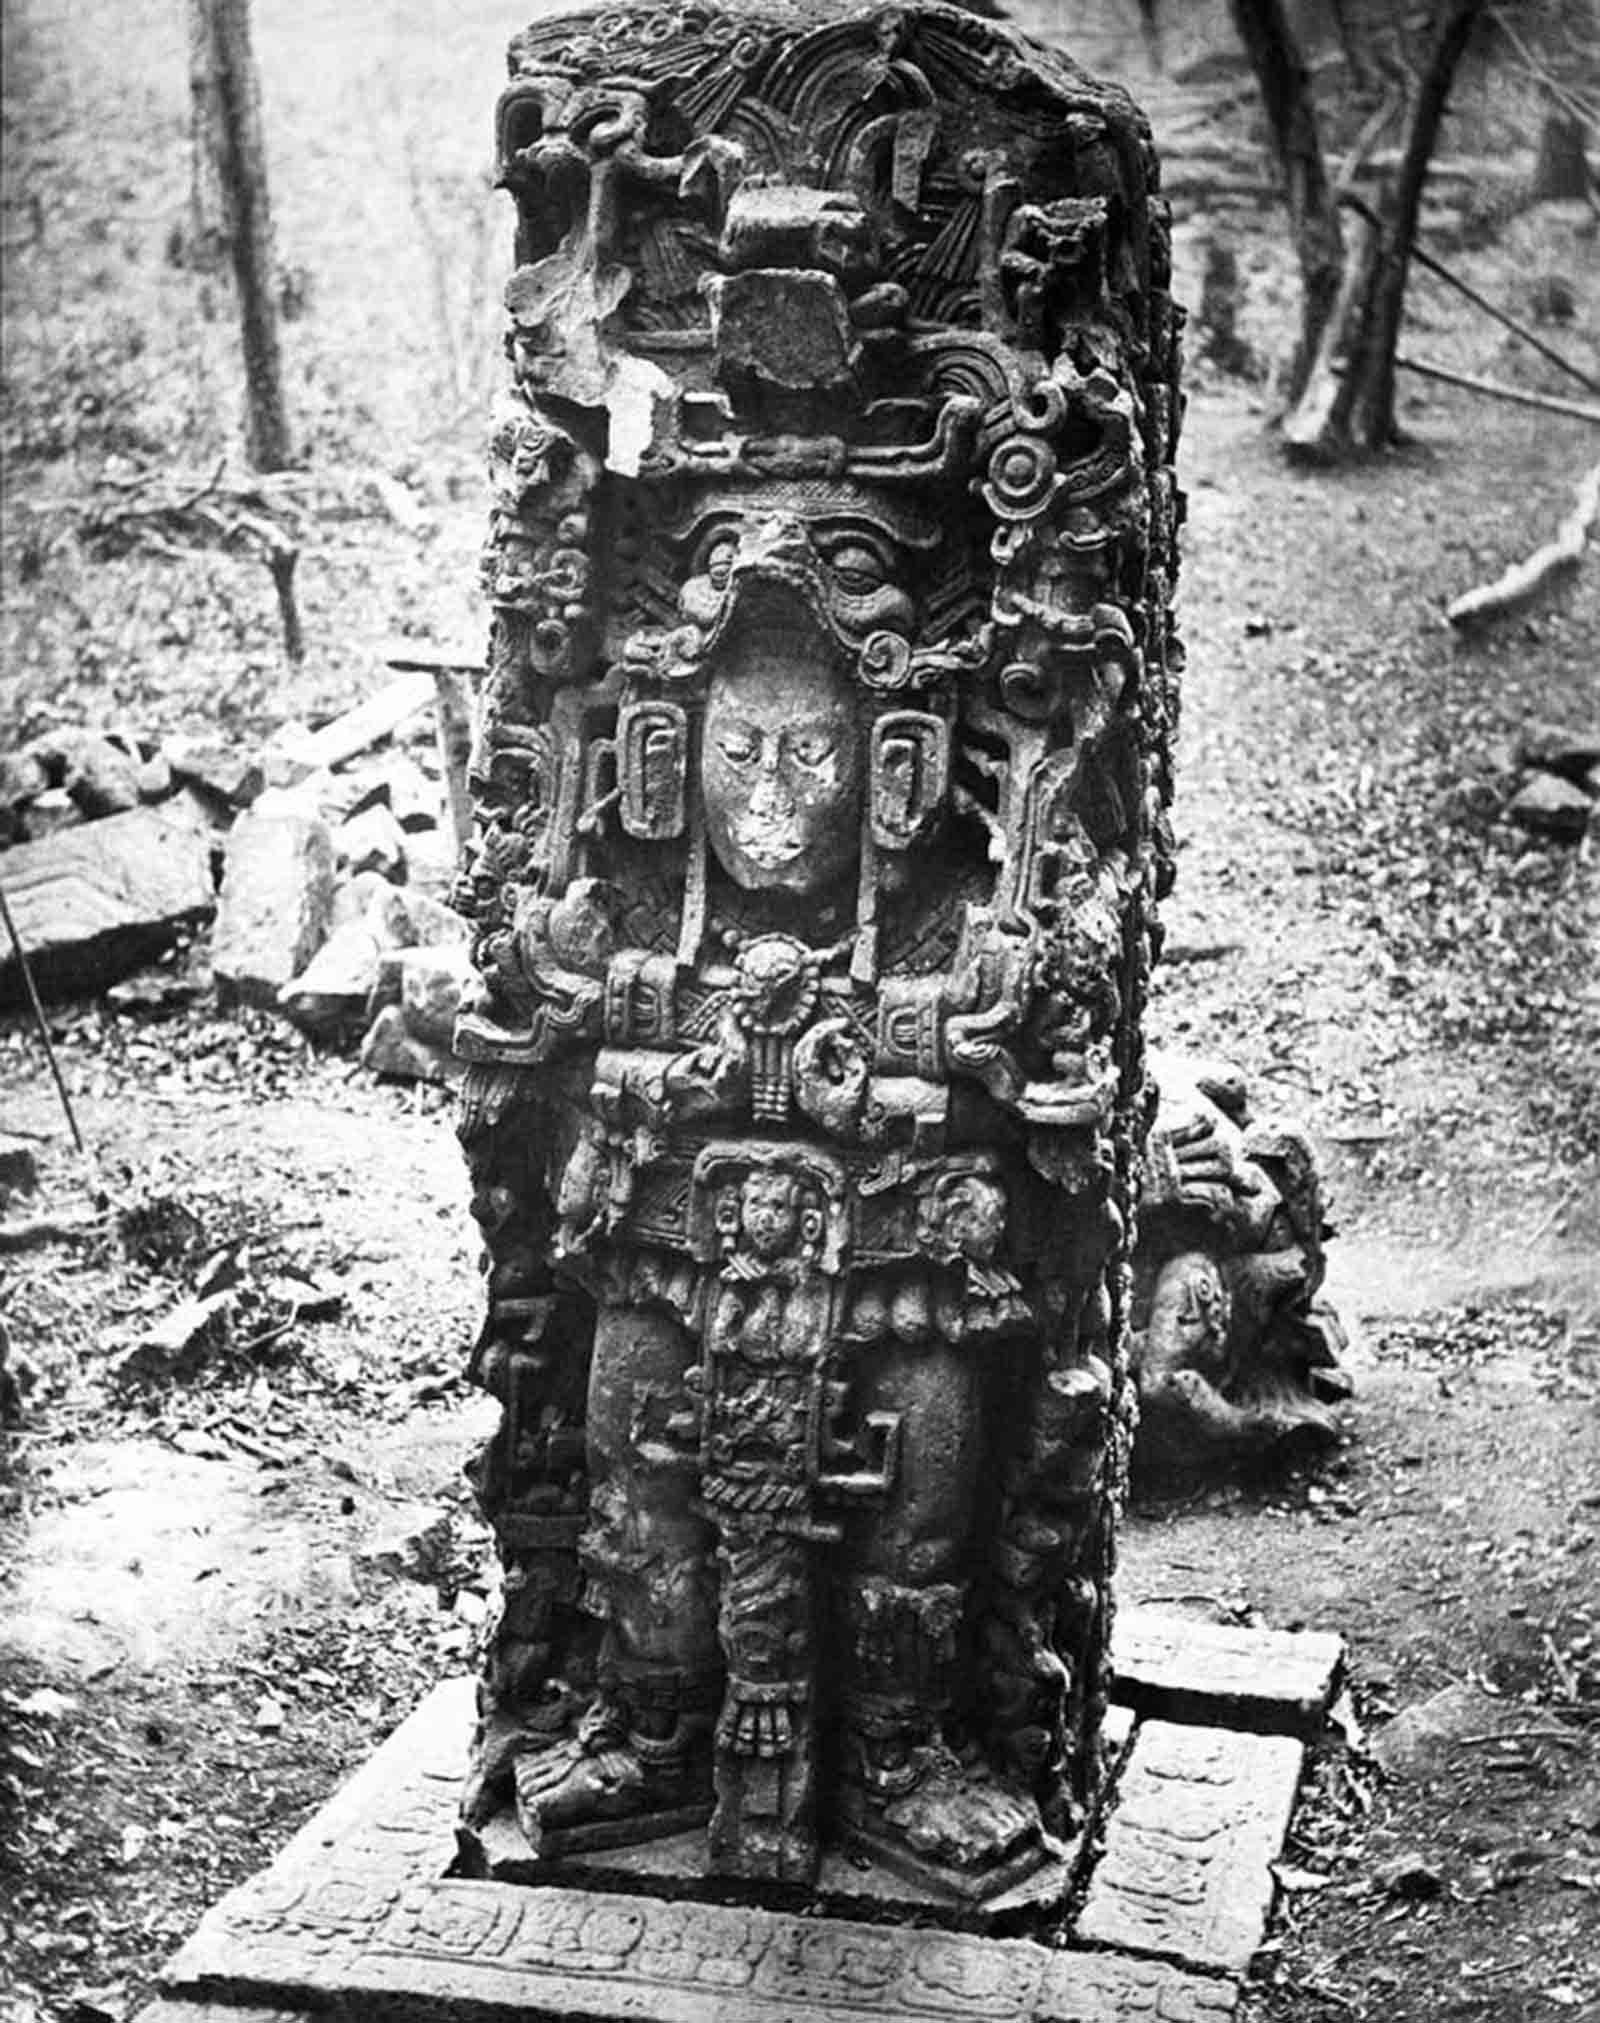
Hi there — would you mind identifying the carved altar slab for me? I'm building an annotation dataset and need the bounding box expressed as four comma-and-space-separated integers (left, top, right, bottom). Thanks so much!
136, 1658, 1363, 2023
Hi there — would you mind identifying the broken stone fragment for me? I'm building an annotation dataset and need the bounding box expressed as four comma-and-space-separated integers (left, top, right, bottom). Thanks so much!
64, 736, 142, 818
327, 869, 410, 946
21, 786, 85, 838
113, 1290, 236, 1383
164, 738, 265, 810
212, 802, 336, 1009
135, 751, 173, 801
400, 944, 475, 1044
20, 727, 143, 820
360, 1002, 461, 1084
398, 823, 459, 896
342, 753, 440, 833
266, 1264, 344, 1321
0, 804, 216, 1003
0, 748, 51, 840
1518, 721, 1600, 783
105, 966, 207, 1016
400, 889, 469, 948
337, 802, 408, 881
1508, 770, 1593, 841
380, 753, 443, 831
1375, 1853, 1444, 1900
278, 917, 385, 1037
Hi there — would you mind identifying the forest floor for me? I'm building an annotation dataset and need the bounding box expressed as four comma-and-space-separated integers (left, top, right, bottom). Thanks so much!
3, 2, 1599, 2020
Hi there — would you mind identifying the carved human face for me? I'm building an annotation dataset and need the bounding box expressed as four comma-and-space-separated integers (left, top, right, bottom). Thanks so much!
740, 1172, 800, 1261
701, 624, 862, 893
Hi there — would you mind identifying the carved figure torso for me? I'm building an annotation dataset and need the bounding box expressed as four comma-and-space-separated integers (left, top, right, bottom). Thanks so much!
454, 0, 1183, 1908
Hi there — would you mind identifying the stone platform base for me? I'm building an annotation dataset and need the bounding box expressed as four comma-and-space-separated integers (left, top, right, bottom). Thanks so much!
139, 1609, 1342, 2023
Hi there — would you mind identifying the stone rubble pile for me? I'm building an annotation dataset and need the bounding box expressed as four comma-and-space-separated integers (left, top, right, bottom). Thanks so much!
0, 680, 474, 1085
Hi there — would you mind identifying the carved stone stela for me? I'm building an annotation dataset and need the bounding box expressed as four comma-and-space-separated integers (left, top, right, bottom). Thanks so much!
451, 0, 1183, 1910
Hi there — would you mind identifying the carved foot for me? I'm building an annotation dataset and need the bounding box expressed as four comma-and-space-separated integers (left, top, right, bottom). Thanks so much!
511, 1701, 712, 1857
841, 1738, 1048, 1902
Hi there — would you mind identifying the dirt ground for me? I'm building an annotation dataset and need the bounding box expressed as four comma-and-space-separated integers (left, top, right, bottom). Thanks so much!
3, 1, 1599, 2019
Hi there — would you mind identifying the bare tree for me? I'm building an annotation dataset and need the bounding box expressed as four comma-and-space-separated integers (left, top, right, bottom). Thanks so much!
189, 0, 293, 470
1209, 0, 1493, 460
1227, 0, 1345, 403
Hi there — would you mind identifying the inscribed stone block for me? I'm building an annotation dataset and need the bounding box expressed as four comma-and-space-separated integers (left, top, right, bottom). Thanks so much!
1075, 1720, 1304, 1974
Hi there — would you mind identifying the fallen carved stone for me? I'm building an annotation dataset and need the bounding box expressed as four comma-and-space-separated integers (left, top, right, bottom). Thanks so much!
450, 0, 1184, 1910
1131, 1051, 1352, 1481
0, 804, 215, 1004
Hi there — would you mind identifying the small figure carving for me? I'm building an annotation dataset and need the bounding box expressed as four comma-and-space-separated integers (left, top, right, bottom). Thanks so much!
454, 0, 1183, 1905
1130, 1052, 1353, 1482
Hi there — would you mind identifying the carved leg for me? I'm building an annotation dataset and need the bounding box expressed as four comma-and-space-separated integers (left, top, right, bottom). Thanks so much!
835, 1335, 1046, 1899
513, 1304, 719, 1855
708, 1526, 818, 1884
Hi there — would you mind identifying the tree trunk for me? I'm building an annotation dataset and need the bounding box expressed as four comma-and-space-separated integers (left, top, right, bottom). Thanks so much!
1280, 0, 1489, 460
1279, 199, 1382, 459
184, 0, 229, 270
1345, 0, 1489, 449
1227, 0, 1344, 403
192, 0, 292, 470
1533, 104, 1591, 202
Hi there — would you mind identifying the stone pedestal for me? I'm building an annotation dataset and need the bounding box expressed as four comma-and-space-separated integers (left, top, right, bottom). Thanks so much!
139, 1610, 1340, 2023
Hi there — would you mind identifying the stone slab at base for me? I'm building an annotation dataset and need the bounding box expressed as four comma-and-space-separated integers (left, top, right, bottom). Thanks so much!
144, 1620, 1341, 2023
1112, 1608, 1345, 1737
1076, 1721, 1305, 1974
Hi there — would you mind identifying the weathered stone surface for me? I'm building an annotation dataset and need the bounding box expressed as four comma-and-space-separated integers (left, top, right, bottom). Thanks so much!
1111, 1609, 1344, 1736
1518, 720, 1600, 782
136, 2007, 307, 2022
26, 726, 144, 818
396, 888, 467, 948
1369, 1680, 1523, 1777
375, 752, 442, 831
165, 738, 266, 810
22, 785, 86, 836
1133, 1054, 1351, 1482
361, 1003, 461, 1084
69, 738, 142, 816
279, 919, 385, 1036
1508, 770, 1593, 839
113, 1291, 236, 1383
1074, 1721, 1304, 1974
153, 1685, 1236, 2023
136, 751, 175, 801
400, 944, 474, 1044
0, 804, 215, 1002
213, 802, 336, 1008
337, 801, 408, 880
399, 822, 459, 896
0, 748, 50, 840
330, 869, 414, 947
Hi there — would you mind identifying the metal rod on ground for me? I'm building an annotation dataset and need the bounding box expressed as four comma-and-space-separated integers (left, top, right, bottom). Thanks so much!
1342, 191, 1600, 400
1395, 354, 1600, 425
0, 882, 86, 1156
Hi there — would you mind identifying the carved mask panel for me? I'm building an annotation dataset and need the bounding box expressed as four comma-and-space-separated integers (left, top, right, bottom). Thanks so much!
701, 619, 864, 893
